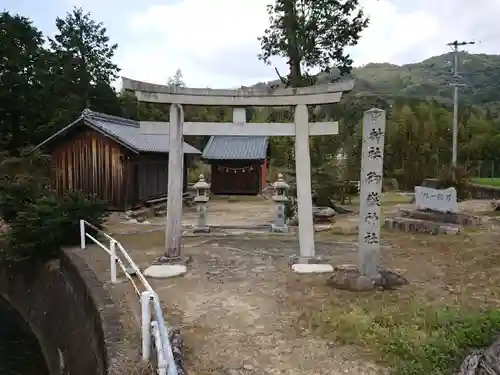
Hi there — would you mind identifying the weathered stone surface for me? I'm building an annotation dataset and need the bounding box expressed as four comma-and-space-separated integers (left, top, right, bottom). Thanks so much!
313, 206, 336, 217
330, 203, 353, 214
288, 254, 326, 267
384, 217, 460, 235
492, 200, 500, 211
313, 206, 336, 223
399, 208, 482, 226
326, 265, 408, 291
288, 206, 336, 225
415, 186, 458, 213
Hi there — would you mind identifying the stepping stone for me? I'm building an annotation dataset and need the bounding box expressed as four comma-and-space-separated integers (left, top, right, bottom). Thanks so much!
291, 263, 334, 274
144, 264, 187, 278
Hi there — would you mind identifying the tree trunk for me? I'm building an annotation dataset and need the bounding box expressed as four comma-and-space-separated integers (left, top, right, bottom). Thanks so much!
283, 0, 302, 88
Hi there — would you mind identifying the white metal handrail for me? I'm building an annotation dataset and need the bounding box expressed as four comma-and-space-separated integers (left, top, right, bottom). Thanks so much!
79, 220, 179, 375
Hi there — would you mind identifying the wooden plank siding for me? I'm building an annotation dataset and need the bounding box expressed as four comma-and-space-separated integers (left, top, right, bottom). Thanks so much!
50, 127, 193, 210
130, 154, 189, 203
51, 128, 128, 209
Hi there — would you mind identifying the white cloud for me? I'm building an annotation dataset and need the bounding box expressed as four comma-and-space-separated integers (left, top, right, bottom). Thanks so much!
351, 0, 440, 65
119, 0, 276, 88
117, 0, 500, 89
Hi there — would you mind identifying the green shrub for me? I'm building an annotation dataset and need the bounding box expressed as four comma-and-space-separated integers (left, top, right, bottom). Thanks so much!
0, 154, 107, 264
437, 165, 472, 200
1, 191, 107, 264
0, 153, 51, 223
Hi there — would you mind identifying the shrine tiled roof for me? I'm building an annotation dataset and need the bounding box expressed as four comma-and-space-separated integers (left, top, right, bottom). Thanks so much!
201, 136, 268, 160
34, 109, 201, 154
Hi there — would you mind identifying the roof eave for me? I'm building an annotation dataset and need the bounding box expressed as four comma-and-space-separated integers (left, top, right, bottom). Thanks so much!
31, 116, 84, 153
83, 118, 140, 154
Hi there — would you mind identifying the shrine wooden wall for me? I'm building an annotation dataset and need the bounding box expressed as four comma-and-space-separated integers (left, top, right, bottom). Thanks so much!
51, 128, 128, 209
209, 160, 266, 195
50, 128, 191, 210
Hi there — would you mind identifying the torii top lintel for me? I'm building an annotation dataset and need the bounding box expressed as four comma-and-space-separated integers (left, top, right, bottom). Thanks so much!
122, 77, 355, 106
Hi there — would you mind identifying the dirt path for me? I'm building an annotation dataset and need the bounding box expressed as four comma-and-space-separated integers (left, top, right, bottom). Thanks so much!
101, 232, 383, 375
78, 196, 500, 375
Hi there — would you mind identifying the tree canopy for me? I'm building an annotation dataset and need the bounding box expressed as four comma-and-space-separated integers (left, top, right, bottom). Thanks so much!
258, 0, 368, 87
1, 6, 500, 186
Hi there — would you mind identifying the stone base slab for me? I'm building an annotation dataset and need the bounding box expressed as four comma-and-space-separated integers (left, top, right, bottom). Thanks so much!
193, 226, 211, 233
399, 208, 482, 226
291, 263, 334, 274
384, 217, 460, 235
326, 264, 408, 291
288, 255, 326, 267
271, 224, 289, 233
144, 264, 187, 278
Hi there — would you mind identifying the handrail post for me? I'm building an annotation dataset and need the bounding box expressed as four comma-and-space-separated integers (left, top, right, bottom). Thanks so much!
141, 291, 152, 361
151, 296, 178, 375
110, 240, 117, 283
80, 220, 86, 249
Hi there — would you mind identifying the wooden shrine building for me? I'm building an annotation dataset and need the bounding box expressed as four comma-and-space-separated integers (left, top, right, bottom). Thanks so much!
33, 109, 201, 210
202, 136, 269, 195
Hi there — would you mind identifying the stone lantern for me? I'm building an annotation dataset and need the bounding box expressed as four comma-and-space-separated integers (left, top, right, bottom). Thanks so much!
271, 173, 289, 233
193, 174, 210, 233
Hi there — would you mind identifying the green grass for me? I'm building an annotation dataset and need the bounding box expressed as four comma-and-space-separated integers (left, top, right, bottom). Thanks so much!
309, 301, 500, 375
472, 178, 500, 187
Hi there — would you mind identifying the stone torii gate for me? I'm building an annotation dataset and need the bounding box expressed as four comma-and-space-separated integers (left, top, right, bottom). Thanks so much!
122, 77, 354, 276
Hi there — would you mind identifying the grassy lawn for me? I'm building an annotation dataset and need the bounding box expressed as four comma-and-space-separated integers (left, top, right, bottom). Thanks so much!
472, 177, 500, 187
301, 229, 500, 375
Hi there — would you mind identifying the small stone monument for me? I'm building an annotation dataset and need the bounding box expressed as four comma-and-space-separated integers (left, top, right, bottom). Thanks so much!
193, 174, 210, 233
415, 186, 458, 213
271, 173, 289, 233
385, 185, 482, 234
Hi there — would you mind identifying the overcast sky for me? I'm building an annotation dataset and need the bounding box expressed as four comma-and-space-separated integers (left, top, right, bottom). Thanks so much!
4, 0, 500, 88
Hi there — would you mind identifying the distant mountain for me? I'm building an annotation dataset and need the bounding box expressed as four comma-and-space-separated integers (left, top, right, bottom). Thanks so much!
252, 52, 500, 109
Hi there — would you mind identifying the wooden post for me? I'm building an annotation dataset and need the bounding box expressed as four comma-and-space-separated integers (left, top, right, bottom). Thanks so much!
164, 104, 184, 259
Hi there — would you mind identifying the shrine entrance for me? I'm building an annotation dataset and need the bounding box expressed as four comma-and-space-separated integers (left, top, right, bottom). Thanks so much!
209, 162, 261, 195
122, 77, 353, 266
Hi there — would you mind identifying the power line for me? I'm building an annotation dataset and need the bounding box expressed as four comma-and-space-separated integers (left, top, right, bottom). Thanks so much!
447, 40, 475, 167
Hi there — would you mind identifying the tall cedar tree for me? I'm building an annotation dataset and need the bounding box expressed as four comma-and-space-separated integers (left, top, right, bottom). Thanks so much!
258, 0, 368, 87
49, 7, 120, 113
0, 12, 52, 153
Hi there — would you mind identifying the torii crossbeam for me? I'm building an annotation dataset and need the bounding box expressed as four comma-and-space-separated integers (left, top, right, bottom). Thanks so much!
122, 77, 354, 275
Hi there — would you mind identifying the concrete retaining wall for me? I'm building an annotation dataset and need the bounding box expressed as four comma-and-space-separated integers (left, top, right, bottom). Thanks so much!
0, 249, 123, 375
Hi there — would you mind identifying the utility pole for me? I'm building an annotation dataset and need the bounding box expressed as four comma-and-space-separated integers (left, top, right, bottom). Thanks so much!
447, 40, 475, 167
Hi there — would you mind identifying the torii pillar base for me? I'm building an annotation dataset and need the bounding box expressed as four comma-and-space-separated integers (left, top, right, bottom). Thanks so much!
143, 255, 189, 279
288, 255, 334, 274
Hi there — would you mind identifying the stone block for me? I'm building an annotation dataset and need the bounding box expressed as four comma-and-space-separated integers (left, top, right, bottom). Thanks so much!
415, 186, 458, 213
288, 255, 326, 267
326, 265, 408, 291
491, 200, 500, 211
399, 208, 482, 226
384, 216, 460, 235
